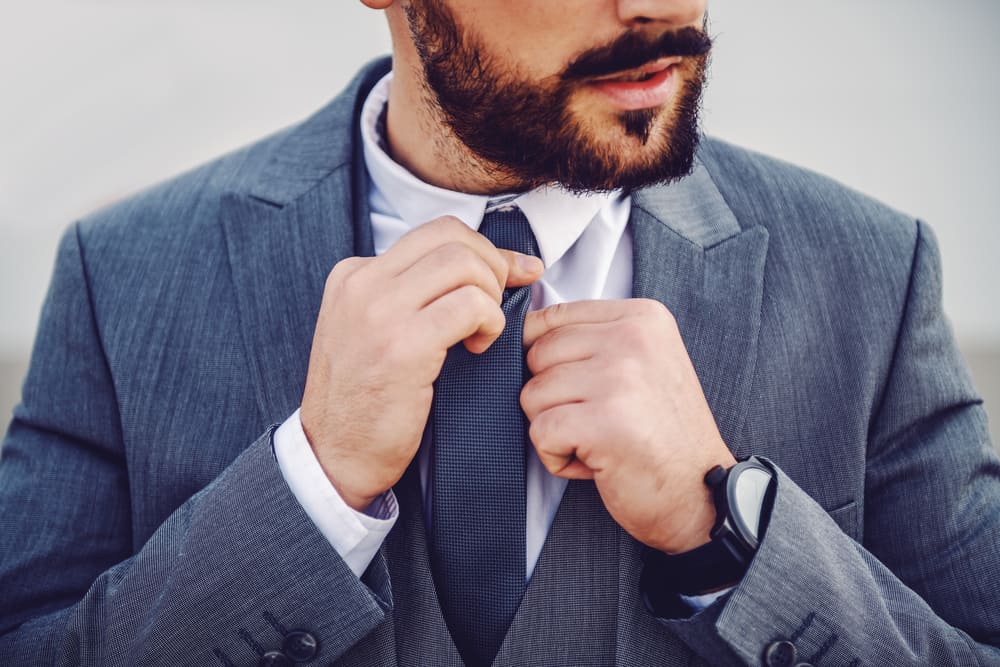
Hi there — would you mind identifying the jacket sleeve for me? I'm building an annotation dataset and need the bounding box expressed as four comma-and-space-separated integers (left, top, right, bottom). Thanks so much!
658, 221, 1000, 666
0, 225, 391, 666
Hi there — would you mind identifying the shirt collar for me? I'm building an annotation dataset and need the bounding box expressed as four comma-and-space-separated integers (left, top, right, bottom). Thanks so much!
360, 72, 619, 268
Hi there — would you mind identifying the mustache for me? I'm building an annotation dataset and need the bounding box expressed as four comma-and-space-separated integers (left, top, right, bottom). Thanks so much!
561, 27, 713, 81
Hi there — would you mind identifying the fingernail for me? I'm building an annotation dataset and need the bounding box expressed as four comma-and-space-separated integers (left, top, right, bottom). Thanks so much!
517, 255, 544, 272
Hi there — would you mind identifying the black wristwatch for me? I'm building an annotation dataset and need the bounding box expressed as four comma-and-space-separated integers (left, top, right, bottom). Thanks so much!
642, 456, 776, 599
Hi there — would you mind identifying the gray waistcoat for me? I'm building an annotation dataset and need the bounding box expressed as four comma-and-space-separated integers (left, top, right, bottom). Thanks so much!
336, 468, 703, 667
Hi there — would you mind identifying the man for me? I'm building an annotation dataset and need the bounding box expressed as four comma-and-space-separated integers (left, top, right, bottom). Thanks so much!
1, 0, 998, 665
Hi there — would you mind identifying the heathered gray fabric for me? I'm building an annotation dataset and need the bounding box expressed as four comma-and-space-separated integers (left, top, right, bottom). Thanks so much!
1, 55, 998, 666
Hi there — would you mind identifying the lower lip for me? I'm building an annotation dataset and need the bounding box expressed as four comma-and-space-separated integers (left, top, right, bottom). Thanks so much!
588, 65, 677, 111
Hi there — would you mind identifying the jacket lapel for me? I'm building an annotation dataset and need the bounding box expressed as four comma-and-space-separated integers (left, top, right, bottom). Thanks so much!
219, 182, 353, 423
218, 59, 389, 423
611, 160, 769, 663
630, 157, 770, 459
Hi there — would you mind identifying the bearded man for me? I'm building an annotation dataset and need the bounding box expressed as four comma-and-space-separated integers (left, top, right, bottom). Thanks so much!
1, 1, 998, 666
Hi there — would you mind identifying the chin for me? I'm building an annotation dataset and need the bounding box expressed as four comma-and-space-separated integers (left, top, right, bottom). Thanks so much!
558, 117, 697, 194
581, 108, 673, 157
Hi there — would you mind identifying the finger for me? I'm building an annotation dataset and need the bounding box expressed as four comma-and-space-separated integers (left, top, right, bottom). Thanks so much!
394, 241, 506, 308
498, 249, 545, 287
554, 458, 595, 480
416, 284, 506, 354
520, 359, 593, 421
524, 298, 673, 347
529, 402, 591, 477
523, 299, 649, 347
525, 321, 616, 375
380, 216, 507, 283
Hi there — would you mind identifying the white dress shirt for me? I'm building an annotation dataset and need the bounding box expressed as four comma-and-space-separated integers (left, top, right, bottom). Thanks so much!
273, 72, 725, 610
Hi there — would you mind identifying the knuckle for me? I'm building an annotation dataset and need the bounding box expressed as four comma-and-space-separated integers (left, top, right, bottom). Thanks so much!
438, 240, 470, 260
519, 385, 536, 417
431, 215, 469, 236
326, 256, 362, 290
426, 304, 451, 335
340, 264, 369, 295
639, 298, 678, 332
448, 286, 478, 320
527, 328, 560, 367
483, 298, 506, 333
636, 297, 670, 318
461, 284, 489, 311
483, 288, 504, 314
661, 309, 679, 335
491, 311, 508, 337
324, 271, 339, 294
545, 364, 569, 392
439, 243, 496, 292
525, 338, 544, 370
439, 285, 493, 333
542, 302, 570, 329
448, 243, 486, 277
531, 407, 568, 450
528, 412, 551, 448
541, 458, 563, 476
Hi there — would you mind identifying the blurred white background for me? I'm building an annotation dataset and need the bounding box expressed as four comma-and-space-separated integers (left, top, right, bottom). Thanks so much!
1, 1, 998, 444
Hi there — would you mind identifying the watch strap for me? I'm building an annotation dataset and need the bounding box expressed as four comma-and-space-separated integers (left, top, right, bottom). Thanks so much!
641, 538, 748, 599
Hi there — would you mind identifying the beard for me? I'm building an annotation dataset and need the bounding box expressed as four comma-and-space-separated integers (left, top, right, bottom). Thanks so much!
403, 1, 712, 194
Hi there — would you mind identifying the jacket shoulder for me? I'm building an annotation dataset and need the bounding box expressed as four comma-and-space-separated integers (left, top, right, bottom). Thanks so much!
70, 56, 390, 261
695, 138, 931, 396
73, 127, 291, 261
697, 136, 919, 253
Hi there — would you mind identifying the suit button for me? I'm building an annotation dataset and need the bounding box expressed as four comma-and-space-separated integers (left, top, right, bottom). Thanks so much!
282, 630, 319, 661
763, 640, 797, 667
259, 650, 294, 667
794, 663, 815, 667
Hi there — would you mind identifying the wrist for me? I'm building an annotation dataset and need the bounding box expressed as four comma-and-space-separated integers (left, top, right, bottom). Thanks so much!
641, 455, 776, 599
300, 413, 382, 512
319, 451, 384, 513
660, 485, 717, 554
330, 480, 379, 513
654, 451, 737, 554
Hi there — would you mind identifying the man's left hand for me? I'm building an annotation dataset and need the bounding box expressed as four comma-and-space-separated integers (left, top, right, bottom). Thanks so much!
521, 298, 737, 554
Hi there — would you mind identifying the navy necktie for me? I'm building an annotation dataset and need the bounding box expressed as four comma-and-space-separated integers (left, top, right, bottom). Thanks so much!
430, 207, 538, 667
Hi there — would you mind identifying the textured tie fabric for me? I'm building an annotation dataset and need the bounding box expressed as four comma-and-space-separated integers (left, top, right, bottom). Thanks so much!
430, 207, 539, 667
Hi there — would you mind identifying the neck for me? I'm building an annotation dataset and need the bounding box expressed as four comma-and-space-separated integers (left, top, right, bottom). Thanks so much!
384, 61, 525, 196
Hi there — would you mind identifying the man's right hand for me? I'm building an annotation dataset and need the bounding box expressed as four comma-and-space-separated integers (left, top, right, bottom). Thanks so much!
300, 216, 544, 511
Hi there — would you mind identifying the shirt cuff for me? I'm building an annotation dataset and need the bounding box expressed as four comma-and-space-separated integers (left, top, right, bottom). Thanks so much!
679, 587, 733, 611
273, 409, 398, 578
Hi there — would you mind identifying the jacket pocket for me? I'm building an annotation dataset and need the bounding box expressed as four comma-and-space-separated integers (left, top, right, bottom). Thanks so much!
827, 500, 859, 539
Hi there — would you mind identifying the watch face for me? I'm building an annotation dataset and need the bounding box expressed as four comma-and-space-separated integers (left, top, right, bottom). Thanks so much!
733, 467, 772, 540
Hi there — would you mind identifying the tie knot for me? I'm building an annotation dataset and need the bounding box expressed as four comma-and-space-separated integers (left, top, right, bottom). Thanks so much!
478, 207, 540, 259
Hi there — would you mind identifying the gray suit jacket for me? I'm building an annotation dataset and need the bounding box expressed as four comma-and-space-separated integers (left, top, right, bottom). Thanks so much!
1, 56, 998, 666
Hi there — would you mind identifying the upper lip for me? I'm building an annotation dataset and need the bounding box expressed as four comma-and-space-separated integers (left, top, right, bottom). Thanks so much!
589, 56, 682, 82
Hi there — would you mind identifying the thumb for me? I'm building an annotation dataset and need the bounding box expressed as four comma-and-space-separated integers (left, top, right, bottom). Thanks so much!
499, 249, 544, 287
